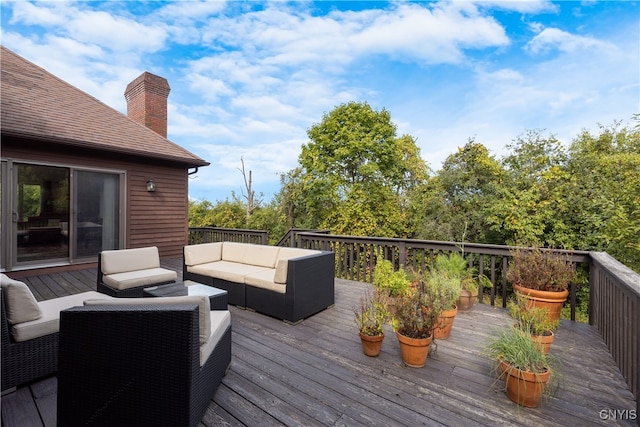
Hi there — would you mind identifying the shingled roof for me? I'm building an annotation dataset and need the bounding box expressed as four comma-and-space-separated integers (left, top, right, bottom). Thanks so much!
0, 46, 209, 168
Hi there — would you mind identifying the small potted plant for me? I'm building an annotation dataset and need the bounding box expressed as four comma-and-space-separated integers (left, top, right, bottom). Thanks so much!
507, 294, 559, 354
484, 325, 560, 408
391, 287, 439, 368
434, 251, 492, 312
372, 258, 411, 315
424, 263, 462, 339
506, 247, 577, 322
354, 288, 389, 357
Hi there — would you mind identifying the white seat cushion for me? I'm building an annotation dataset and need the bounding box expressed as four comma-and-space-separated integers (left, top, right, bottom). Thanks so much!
188, 261, 272, 284
221, 242, 247, 263
274, 248, 321, 284
244, 270, 286, 293
0, 274, 43, 325
11, 291, 107, 342
102, 268, 177, 290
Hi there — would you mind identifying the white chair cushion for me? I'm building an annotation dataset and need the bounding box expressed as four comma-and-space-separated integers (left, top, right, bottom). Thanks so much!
11, 291, 107, 342
221, 242, 247, 263
102, 268, 177, 290
184, 243, 222, 266
0, 273, 42, 325
244, 270, 286, 293
188, 261, 271, 284
200, 310, 231, 366
274, 248, 321, 284
242, 244, 280, 268
84, 295, 211, 345
101, 247, 160, 274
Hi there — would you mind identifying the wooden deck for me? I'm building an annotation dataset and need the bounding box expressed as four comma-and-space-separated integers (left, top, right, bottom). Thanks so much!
2, 259, 637, 427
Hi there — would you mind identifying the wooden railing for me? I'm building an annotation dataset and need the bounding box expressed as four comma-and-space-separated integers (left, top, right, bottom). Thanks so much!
588, 252, 640, 412
187, 227, 640, 408
188, 227, 268, 245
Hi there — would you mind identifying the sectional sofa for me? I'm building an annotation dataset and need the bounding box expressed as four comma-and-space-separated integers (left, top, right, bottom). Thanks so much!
183, 242, 335, 324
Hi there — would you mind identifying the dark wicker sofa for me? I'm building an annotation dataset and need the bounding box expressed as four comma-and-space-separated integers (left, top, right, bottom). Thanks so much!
183, 242, 335, 324
58, 302, 231, 426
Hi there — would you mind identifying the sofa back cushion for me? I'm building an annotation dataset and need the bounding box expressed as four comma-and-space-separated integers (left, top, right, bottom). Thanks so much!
184, 242, 223, 266
274, 248, 321, 284
84, 295, 211, 345
242, 244, 280, 268
221, 242, 247, 263
0, 274, 42, 324
101, 247, 160, 275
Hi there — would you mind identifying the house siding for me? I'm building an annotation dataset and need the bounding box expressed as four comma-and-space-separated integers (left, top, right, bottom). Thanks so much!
2, 137, 189, 260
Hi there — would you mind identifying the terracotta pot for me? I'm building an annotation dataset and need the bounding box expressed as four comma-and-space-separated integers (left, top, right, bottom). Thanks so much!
433, 305, 458, 339
514, 284, 568, 323
531, 330, 554, 355
499, 359, 551, 408
456, 289, 478, 312
359, 332, 384, 357
396, 331, 432, 368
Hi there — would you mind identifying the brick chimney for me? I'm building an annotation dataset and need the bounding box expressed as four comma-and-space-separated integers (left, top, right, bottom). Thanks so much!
124, 72, 170, 138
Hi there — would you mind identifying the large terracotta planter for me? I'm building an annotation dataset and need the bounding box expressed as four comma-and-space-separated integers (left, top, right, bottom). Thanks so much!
456, 289, 478, 312
499, 359, 551, 408
433, 305, 458, 339
396, 331, 432, 368
514, 284, 568, 323
531, 330, 554, 355
359, 333, 384, 357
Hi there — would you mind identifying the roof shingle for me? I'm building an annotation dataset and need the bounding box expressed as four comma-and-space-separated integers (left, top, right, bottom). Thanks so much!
0, 46, 209, 168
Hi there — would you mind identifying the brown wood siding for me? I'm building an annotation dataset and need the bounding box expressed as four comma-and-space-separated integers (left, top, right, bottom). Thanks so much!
2, 137, 191, 261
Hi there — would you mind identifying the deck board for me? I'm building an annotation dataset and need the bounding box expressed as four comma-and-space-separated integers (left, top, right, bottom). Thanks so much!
1, 260, 637, 427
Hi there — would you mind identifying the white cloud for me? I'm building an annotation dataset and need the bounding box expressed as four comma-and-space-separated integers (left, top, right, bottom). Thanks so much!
526, 27, 615, 54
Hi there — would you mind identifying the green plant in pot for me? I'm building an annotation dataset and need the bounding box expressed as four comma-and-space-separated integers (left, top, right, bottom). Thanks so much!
506, 247, 577, 323
435, 251, 492, 312
507, 294, 559, 355
484, 325, 560, 408
424, 264, 462, 339
391, 287, 439, 368
372, 258, 411, 315
354, 288, 389, 357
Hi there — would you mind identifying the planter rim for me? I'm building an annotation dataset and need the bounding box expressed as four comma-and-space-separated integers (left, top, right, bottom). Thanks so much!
498, 358, 551, 382
514, 284, 569, 300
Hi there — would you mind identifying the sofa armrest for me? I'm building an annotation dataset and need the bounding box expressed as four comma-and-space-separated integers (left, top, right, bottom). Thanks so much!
285, 251, 335, 322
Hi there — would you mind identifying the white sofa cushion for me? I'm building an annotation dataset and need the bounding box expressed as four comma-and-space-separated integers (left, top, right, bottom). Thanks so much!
221, 242, 247, 263
102, 268, 177, 290
244, 270, 286, 293
101, 246, 160, 274
10, 291, 107, 342
188, 261, 272, 284
0, 274, 42, 325
200, 310, 231, 366
184, 242, 222, 266
241, 244, 280, 268
274, 248, 321, 284
84, 295, 211, 346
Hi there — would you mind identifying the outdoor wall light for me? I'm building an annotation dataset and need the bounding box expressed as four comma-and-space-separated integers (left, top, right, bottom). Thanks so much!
146, 179, 156, 192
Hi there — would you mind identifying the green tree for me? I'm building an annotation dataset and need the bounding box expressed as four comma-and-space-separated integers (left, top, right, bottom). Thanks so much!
434, 140, 505, 243
291, 101, 428, 236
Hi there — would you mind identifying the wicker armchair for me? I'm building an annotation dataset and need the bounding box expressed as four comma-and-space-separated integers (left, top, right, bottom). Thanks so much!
1, 288, 58, 392
57, 302, 231, 426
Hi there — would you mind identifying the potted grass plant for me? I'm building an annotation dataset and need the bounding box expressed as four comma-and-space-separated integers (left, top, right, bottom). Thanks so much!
507, 294, 559, 354
506, 247, 577, 323
425, 261, 462, 339
354, 288, 389, 357
484, 325, 560, 408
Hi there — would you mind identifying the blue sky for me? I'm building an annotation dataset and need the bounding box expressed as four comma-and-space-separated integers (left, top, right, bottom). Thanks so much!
2, 1, 638, 203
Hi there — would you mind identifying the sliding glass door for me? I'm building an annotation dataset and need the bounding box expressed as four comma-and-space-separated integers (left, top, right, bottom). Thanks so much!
1, 161, 124, 270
